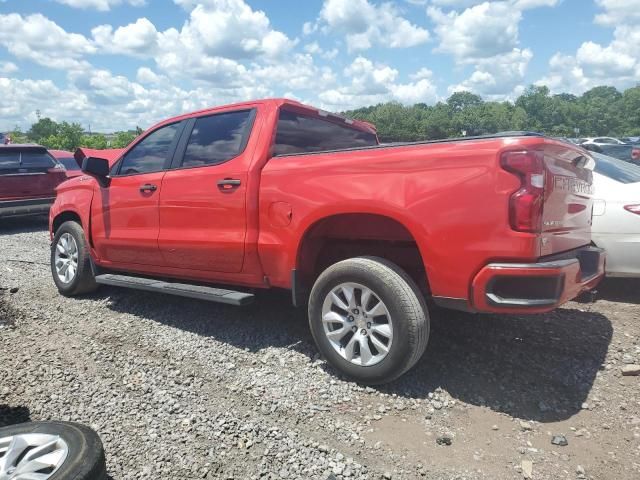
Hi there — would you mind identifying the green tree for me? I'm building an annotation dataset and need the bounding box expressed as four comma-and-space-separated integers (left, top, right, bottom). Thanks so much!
80, 134, 108, 149
621, 86, 640, 135
447, 91, 483, 113
56, 122, 84, 150
28, 117, 59, 142
112, 131, 136, 148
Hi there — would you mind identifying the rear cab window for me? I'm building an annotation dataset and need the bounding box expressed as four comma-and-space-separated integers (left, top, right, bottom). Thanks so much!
57, 157, 80, 171
274, 109, 378, 156
594, 153, 640, 184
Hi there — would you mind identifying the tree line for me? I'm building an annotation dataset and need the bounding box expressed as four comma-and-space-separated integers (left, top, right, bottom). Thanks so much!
345, 85, 640, 143
5, 84, 639, 149
8, 117, 142, 151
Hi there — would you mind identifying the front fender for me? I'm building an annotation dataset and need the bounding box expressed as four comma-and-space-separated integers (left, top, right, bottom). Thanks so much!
49, 176, 96, 242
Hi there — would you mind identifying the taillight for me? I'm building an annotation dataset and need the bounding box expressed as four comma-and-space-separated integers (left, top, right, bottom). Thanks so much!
632, 148, 640, 160
501, 150, 545, 233
624, 204, 640, 215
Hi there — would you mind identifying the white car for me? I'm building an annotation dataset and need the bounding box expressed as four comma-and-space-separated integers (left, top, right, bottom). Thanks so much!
591, 152, 640, 277
580, 137, 627, 146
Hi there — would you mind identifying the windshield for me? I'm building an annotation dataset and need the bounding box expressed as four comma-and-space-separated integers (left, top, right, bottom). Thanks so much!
57, 157, 80, 170
593, 152, 640, 184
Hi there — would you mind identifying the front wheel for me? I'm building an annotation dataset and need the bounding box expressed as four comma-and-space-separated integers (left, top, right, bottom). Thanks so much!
51, 221, 98, 296
308, 256, 430, 385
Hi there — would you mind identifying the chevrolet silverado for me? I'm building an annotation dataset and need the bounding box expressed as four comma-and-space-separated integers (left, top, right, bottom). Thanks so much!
49, 99, 605, 384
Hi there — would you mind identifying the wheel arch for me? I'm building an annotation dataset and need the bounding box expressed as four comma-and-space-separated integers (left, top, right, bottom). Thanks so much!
293, 212, 430, 306
52, 210, 83, 233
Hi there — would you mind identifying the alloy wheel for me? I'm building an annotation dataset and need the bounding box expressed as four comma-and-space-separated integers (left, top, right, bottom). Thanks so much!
321, 282, 394, 367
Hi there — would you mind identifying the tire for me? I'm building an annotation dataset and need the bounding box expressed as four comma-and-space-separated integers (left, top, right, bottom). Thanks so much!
0, 421, 107, 480
51, 221, 98, 296
308, 256, 430, 385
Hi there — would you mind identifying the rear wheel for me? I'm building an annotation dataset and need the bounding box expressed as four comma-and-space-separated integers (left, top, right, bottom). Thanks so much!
308, 256, 429, 384
51, 221, 98, 296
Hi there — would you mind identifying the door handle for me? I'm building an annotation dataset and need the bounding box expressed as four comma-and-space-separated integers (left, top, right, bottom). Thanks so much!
139, 183, 157, 192
217, 178, 241, 191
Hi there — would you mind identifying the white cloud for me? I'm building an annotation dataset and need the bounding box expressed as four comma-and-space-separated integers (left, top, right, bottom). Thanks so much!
92, 18, 158, 57
0, 77, 90, 129
427, 2, 521, 61
166, 0, 295, 60
538, 1, 640, 94
429, 0, 557, 99
594, 0, 640, 26
318, 57, 437, 109
0, 69, 274, 133
0, 13, 94, 70
319, 0, 429, 51
136, 67, 164, 85
410, 67, 433, 81
429, 0, 558, 9
449, 48, 532, 99
54, 0, 146, 11
0, 61, 18, 74
302, 21, 318, 35
304, 42, 321, 55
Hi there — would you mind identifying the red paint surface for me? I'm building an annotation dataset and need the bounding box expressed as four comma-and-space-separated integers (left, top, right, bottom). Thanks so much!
50, 99, 604, 312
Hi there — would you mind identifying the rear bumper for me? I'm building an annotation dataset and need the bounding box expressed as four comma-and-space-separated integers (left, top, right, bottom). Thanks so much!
468, 246, 605, 314
0, 197, 54, 218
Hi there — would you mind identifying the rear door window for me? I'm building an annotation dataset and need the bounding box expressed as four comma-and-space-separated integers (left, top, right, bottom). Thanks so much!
274, 109, 378, 155
0, 152, 20, 172
118, 123, 180, 175
594, 153, 640, 184
180, 109, 255, 168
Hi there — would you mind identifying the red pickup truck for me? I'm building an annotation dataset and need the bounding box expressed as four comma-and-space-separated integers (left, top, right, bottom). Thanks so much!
49, 98, 604, 384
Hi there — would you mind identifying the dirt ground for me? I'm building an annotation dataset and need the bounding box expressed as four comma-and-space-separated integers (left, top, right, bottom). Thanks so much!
1, 216, 639, 479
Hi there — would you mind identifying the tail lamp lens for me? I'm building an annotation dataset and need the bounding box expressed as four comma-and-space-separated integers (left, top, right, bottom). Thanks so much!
624, 204, 640, 215
501, 150, 545, 233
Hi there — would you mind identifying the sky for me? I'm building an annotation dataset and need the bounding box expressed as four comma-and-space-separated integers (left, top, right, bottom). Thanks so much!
0, 0, 639, 132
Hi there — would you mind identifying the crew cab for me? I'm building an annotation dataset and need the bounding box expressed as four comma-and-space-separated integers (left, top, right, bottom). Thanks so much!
49, 99, 605, 384
0, 144, 67, 218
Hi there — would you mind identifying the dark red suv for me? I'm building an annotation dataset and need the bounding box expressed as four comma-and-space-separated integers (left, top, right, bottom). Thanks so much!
0, 144, 68, 218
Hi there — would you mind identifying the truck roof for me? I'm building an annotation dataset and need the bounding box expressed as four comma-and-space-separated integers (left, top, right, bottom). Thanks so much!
148, 98, 377, 136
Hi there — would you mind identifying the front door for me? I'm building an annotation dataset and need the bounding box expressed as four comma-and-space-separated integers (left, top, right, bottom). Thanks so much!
91, 122, 183, 266
158, 109, 256, 273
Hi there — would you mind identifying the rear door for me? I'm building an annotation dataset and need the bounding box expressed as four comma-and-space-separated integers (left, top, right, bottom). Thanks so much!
157, 109, 257, 273
91, 122, 183, 266
0, 148, 65, 200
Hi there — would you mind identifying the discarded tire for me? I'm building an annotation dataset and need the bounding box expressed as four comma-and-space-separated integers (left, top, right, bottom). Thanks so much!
0, 421, 107, 479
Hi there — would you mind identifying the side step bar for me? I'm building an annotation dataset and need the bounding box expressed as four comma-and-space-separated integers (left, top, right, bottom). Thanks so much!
95, 274, 254, 306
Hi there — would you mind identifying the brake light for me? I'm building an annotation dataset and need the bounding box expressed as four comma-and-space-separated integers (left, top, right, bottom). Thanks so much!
624, 204, 640, 215
632, 148, 640, 160
501, 150, 545, 233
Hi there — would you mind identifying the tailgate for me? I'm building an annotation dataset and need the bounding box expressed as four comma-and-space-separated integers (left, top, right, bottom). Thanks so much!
540, 141, 595, 256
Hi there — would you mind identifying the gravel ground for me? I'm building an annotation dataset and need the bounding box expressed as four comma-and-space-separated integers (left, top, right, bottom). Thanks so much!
1, 216, 639, 480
